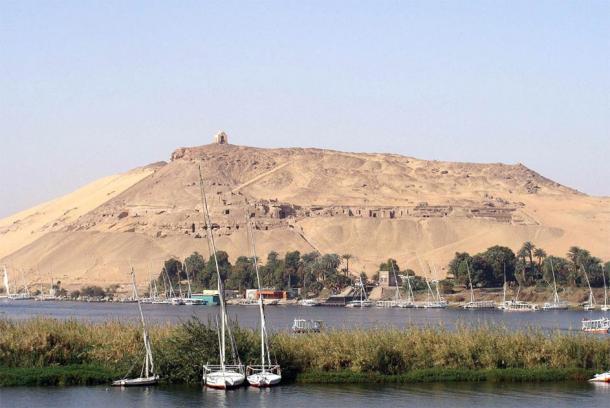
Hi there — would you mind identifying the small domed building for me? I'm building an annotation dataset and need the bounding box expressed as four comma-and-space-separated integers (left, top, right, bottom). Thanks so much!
214, 131, 229, 144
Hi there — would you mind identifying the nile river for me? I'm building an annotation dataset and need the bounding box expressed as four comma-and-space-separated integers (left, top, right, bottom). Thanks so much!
0, 299, 606, 332
3, 382, 610, 408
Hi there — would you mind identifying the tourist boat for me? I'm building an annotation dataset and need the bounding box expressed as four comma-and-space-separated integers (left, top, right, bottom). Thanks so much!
499, 299, 538, 311
170, 297, 185, 305
582, 317, 610, 333
463, 262, 495, 310
542, 259, 569, 310
199, 167, 245, 390
184, 298, 206, 306
239, 299, 260, 306
299, 298, 321, 307
589, 371, 610, 382
112, 267, 159, 387
244, 216, 281, 387
292, 319, 323, 333
345, 276, 373, 308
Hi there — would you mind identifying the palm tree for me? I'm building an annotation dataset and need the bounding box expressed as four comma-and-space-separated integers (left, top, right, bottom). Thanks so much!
341, 254, 353, 277
520, 242, 535, 266
533, 248, 547, 279
518, 241, 536, 285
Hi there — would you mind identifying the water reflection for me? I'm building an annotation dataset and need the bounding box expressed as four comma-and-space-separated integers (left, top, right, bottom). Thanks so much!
0, 382, 605, 408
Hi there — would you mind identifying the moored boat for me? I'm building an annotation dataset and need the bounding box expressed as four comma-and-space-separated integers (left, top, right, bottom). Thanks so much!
292, 319, 323, 333
463, 262, 495, 310
345, 276, 372, 308
299, 298, 321, 307
542, 259, 568, 310
244, 215, 282, 387
198, 166, 245, 390
582, 317, 610, 333
590, 371, 610, 382
112, 267, 159, 387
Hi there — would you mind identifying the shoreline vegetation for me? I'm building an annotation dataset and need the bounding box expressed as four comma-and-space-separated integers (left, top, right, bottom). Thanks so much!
0, 318, 607, 387
4, 242, 608, 305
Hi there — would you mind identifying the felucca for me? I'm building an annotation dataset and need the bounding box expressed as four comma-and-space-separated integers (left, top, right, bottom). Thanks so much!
245, 216, 281, 387
112, 267, 158, 386
582, 265, 597, 311
345, 276, 373, 308
542, 259, 568, 310
498, 265, 537, 311
463, 262, 495, 309
199, 166, 245, 390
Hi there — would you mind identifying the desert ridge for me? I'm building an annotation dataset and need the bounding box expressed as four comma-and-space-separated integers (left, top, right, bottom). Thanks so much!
1, 135, 608, 287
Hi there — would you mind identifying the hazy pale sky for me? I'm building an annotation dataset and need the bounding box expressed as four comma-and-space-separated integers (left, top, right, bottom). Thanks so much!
1, 1, 609, 218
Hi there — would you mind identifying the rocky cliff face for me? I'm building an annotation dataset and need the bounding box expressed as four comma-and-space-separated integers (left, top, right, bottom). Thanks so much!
0, 142, 606, 288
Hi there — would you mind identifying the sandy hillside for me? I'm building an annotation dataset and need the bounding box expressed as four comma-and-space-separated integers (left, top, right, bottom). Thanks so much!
1, 139, 608, 289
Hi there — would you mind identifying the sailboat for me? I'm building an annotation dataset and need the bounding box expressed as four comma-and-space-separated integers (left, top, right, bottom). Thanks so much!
199, 166, 245, 390
112, 267, 158, 386
463, 262, 495, 309
2, 266, 33, 300
497, 264, 537, 311
1, 265, 9, 299
244, 216, 282, 387
582, 265, 597, 311
376, 263, 414, 308
542, 259, 568, 310
345, 276, 373, 308
397, 272, 416, 308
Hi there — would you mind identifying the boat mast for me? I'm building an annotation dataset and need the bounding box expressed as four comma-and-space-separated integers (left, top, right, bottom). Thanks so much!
246, 215, 270, 370
130, 266, 153, 377
582, 265, 595, 307
185, 263, 193, 299
2, 265, 10, 297
406, 274, 414, 302
502, 263, 507, 304
550, 259, 559, 304
390, 262, 401, 301
466, 262, 475, 303
603, 265, 608, 309
198, 165, 227, 369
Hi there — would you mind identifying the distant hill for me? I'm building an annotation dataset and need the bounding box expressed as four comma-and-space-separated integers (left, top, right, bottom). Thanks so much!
1, 135, 608, 288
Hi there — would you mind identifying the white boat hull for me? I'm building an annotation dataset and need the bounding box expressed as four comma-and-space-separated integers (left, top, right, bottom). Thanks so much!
204, 370, 245, 389
112, 375, 159, 387
247, 372, 282, 387
590, 372, 610, 382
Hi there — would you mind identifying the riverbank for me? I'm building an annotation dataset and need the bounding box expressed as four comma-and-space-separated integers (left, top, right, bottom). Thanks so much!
0, 318, 608, 386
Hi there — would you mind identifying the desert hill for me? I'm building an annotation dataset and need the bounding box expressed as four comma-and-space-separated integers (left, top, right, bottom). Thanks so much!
1, 136, 608, 289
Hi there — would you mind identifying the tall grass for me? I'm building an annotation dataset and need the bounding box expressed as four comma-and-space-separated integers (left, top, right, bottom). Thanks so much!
1, 318, 608, 385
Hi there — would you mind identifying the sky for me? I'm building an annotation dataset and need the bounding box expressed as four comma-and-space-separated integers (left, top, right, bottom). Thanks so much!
1, 0, 609, 218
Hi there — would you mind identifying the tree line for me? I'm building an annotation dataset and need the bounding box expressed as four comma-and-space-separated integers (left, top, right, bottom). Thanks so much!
152, 242, 609, 296
449, 242, 610, 289
156, 251, 354, 296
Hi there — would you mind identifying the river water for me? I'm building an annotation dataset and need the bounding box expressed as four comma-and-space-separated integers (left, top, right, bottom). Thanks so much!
2, 382, 610, 408
0, 299, 606, 332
